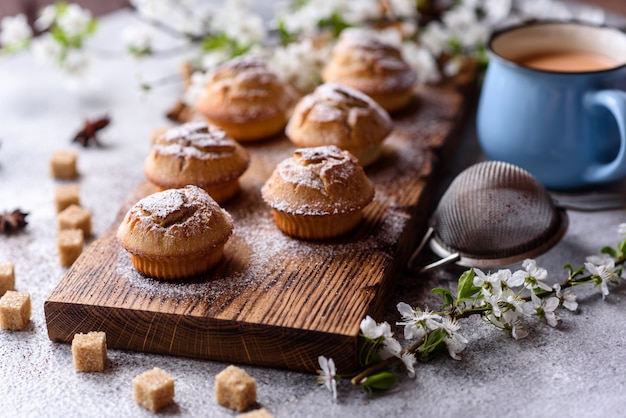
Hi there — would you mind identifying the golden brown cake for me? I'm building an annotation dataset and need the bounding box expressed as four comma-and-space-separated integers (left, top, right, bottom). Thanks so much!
116, 185, 233, 280
143, 122, 250, 203
195, 56, 298, 142
322, 29, 417, 112
286, 82, 393, 166
261, 145, 374, 240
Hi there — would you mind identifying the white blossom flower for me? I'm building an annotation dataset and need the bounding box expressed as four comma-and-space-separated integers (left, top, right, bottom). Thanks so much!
268, 39, 328, 93
437, 316, 468, 360
57, 4, 93, 38
474, 268, 513, 304
618, 223, 626, 237
380, 336, 402, 360
511, 320, 528, 340
31, 33, 63, 65
35, 5, 57, 31
514, 0, 572, 21
131, 0, 210, 37
0, 14, 32, 51
502, 290, 530, 317
443, 56, 464, 77
401, 43, 441, 84
359, 316, 402, 359
420, 21, 450, 57
122, 24, 154, 55
530, 292, 560, 327
442, 5, 477, 32
317, 355, 337, 400
213, 0, 266, 45
511, 259, 551, 292
360, 315, 384, 340
388, 0, 418, 19
400, 352, 416, 378
396, 302, 441, 340
183, 70, 210, 106
553, 283, 578, 311
277, 0, 337, 35
342, 0, 382, 25
131, 0, 180, 21
63, 49, 90, 75
585, 257, 619, 299
480, 0, 513, 24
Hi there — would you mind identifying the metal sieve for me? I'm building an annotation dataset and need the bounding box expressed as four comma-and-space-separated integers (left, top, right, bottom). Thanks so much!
408, 161, 569, 271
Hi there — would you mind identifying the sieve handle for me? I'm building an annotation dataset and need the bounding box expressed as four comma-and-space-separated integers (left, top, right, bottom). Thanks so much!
420, 253, 461, 273
407, 226, 434, 271
583, 90, 626, 184
407, 227, 461, 273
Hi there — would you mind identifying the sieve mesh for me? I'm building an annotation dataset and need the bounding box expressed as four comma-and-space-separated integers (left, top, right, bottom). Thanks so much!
429, 161, 568, 267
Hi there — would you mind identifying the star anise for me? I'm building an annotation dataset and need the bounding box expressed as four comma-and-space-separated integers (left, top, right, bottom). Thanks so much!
72, 115, 111, 147
0, 209, 28, 235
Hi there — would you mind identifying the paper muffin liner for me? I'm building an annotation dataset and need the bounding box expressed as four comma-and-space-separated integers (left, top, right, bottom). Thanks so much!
350, 144, 383, 167
203, 179, 241, 204
272, 209, 364, 240
129, 246, 225, 280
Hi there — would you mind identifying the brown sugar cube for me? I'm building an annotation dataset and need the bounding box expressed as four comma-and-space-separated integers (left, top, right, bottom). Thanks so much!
238, 408, 274, 418
55, 183, 80, 213
0, 262, 15, 297
50, 149, 78, 179
215, 365, 257, 412
72, 331, 107, 372
58, 229, 84, 267
0, 291, 31, 331
57, 204, 91, 237
133, 367, 175, 412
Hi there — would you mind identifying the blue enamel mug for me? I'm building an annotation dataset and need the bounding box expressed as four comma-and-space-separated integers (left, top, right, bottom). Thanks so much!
477, 21, 626, 190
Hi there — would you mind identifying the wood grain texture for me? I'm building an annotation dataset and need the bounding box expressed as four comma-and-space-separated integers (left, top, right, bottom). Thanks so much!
44, 75, 476, 373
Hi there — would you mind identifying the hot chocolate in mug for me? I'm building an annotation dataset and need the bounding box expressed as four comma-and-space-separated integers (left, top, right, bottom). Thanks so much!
477, 21, 626, 190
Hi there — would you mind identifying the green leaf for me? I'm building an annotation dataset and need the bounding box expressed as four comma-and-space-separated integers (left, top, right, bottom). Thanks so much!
231, 41, 252, 58
564, 264, 585, 279
432, 287, 454, 309
317, 12, 351, 38
616, 240, 626, 258
56, 2, 69, 15
277, 18, 297, 46
457, 269, 481, 303
360, 372, 398, 392
358, 336, 383, 367
50, 26, 70, 47
418, 328, 448, 362
201, 32, 231, 51
601, 246, 617, 258
86, 19, 99, 36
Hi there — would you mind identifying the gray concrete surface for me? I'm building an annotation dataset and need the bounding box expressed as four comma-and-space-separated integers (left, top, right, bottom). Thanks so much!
2, 8, 626, 418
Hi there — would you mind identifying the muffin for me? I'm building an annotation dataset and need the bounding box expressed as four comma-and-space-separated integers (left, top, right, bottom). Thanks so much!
116, 185, 233, 280
261, 145, 374, 240
143, 122, 250, 203
286, 82, 393, 167
321, 29, 417, 112
195, 55, 298, 142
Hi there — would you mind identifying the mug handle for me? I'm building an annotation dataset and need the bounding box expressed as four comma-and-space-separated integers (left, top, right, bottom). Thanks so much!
584, 90, 626, 184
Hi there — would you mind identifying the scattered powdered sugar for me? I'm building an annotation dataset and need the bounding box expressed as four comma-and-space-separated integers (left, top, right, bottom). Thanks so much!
135, 188, 186, 222
158, 121, 237, 158
113, 85, 446, 317
162, 121, 211, 141
329, 28, 417, 91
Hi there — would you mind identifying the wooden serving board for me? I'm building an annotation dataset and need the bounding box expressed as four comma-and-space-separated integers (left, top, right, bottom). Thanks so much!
45, 74, 476, 373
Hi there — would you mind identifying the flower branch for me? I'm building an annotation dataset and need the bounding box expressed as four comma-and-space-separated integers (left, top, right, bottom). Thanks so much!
317, 223, 626, 400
